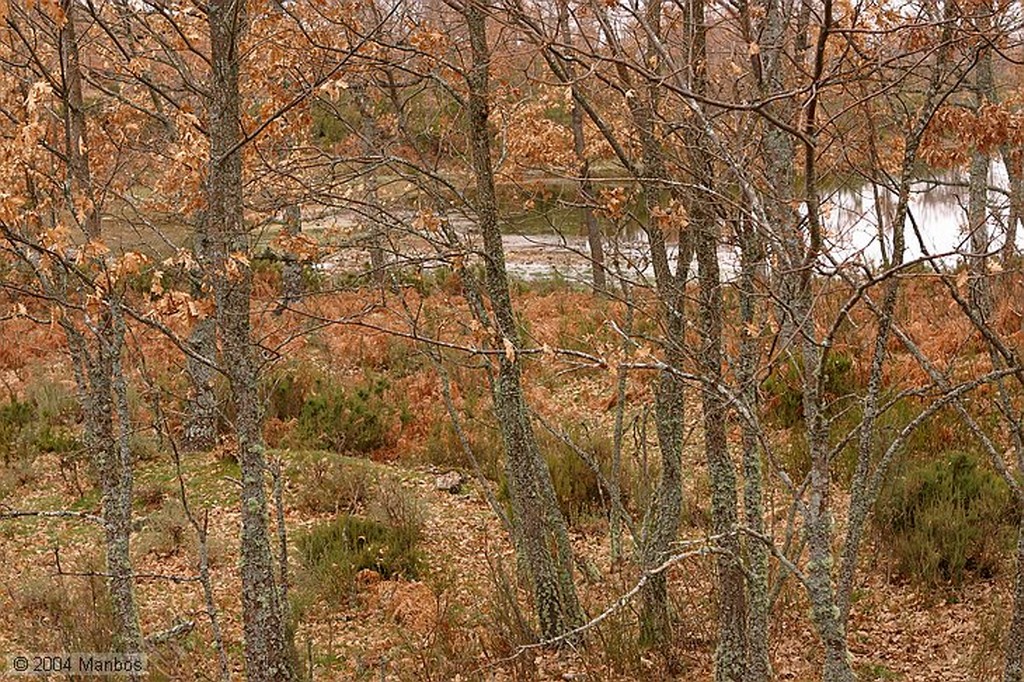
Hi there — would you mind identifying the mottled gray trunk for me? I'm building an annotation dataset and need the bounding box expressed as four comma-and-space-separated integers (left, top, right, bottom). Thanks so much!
352, 83, 388, 285
636, 215, 687, 646
185, 213, 218, 452
463, 0, 582, 640
572, 111, 605, 292
696, 210, 745, 682
556, 1, 605, 293
740, 6, 792, 674
609, 295, 633, 563
969, 19, 993, 319
802, 337, 855, 682
737, 218, 769, 682
601, 0, 691, 647
57, 0, 142, 659
799, 3, 854, 678
208, 0, 292, 677
1005, 524, 1024, 682
634, 162, 687, 645
59, 0, 100, 238
639, 335, 685, 646
107, 304, 144, 661
65, 314, 143, 664
279, 204, 304, 307
969, 149, 992, 316
686, 2, 745, 677
184, 318, 218, 451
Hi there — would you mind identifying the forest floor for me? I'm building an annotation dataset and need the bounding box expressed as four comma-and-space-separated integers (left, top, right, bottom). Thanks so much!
0, 281, 1016, 681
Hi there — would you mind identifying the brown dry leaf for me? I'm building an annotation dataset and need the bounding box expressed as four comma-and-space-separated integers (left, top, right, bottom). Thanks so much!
503, 337, 516, 363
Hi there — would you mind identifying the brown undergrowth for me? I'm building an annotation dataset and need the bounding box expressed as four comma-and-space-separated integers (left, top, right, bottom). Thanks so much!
0, 272, 1021, 680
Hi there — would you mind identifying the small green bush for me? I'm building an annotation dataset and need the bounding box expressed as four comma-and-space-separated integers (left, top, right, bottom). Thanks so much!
265, 364, 317, 422
294, 375, 398, 454
0, 399, 35, 465
295, 513, 423, 604
541, 429, 609, 525
34, 425, 81, 455
763, 350, 857, 428
875, 450, 1015, 587
0, 391, 80, 466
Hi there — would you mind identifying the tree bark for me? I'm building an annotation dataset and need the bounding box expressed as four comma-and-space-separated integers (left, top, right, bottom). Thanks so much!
1005, 525, 1024, 682
462, 0, 582, 640
616, 0, 690, 643
685, 2, 745, 677
58, 0, 142, 661
555, 1, 605, 293
185, 219, 218, 452
968, 10, 994, 320
207, 0, 293, 677
737, 214, 770, 682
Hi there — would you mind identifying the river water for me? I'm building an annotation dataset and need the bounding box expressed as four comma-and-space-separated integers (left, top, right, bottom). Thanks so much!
312, 165, 1015, 285
502, 165, 1015, 284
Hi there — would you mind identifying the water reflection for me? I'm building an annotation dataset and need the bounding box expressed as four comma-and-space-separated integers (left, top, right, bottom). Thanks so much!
826, 163, 1014, 268
502, 164, 1016, 285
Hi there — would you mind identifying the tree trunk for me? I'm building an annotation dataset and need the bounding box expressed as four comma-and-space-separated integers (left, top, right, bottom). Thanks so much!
107, 303, 144, 658
352, 83, 388, 286
556, 3, 605, 293
58, 0, 142, 661
1003, 149, 1022, 267
968, 15, 993, 319
1005, 523, 1024, 682
463, 0, 582, 640
280, 204, 305, 305
737, 216, 770, 682
59, 0, 99, 239
207, 0, 292, 677
186, 220, 218, 453
802, 337, 856, 682
184, 315, 219, 451
685, 2, 745, 677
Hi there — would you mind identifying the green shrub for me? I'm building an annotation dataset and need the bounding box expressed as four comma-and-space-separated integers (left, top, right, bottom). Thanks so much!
0, 399, 35, 465
295, 513, 423, 604
875, 450, 1015, 587
421, 417, 503, 481
265, 365, 316, 423
34, 425, 81, 454
540, 428, 609, 525
0, 390, 80, 466
763, 350, 857, 428
294, 374, 399, 454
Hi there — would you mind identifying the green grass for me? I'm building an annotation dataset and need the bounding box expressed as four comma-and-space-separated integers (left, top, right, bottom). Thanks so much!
295, 513, 424, 605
